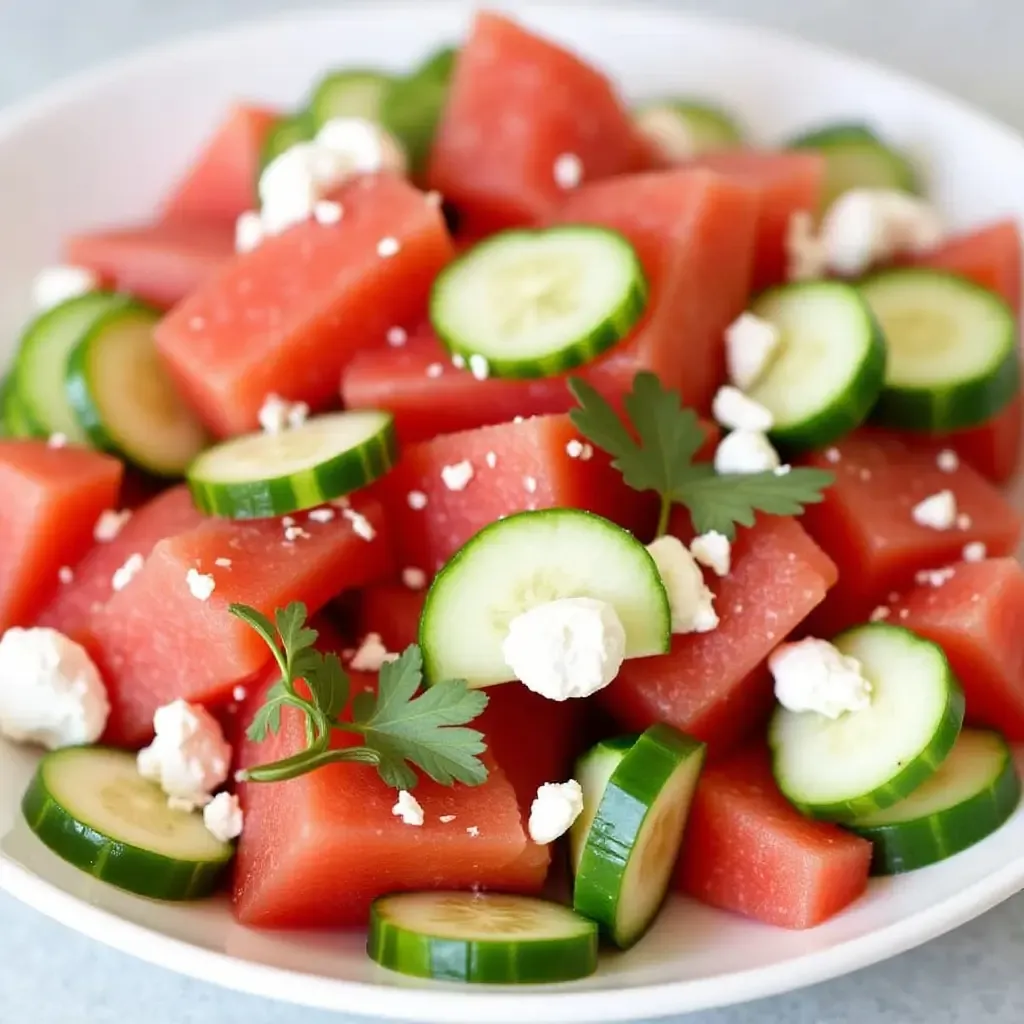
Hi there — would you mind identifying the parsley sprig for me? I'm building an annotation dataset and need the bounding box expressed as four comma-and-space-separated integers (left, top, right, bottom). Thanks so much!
569, 372, 834, 540
232, 602, 490, 790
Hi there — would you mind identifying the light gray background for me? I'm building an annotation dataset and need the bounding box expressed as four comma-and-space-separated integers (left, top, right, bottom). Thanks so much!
1, 1, 1023, 1021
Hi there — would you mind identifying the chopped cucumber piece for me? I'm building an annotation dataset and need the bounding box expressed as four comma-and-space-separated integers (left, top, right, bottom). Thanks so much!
789, 122, 919, 208
15, 290, 128, 443
65, 301, 210, 477
368, 891, 598, 984
747, 281, 886, 451
571, 725, 705, 949
861, 268, 1020, 432
187, 409, 397, 518
21, 747, 233, 900
770, 623, 965, 821
430, 226, 647, 379
848, 729, 1020, 875
309, 69, 392, 128
420, 508, 670, 688
634, 99, 743, 159
258, 110, 315, 176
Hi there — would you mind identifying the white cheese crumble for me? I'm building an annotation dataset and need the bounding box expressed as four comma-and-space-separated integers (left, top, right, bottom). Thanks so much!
824, 447, 842, 464
350, 632, 399, 672
469, 354, 490, 380
203, 792, 244, 842
258, 393, 309, 434
528, 780, 584, 844
284, 525, 311, 542
386, 326, 408, 347
915, 567, 956, 587
770, 638, 873, 719
646, 535, 718, 634
712, 386, 774, 432
714, 430, 780, 475
869, 606, 891, 622
308, 507, 336, 523
342, 508, 376, 541
523, 475, 538, 494
377, 236, 400, 258
633, 106, 695, 163
912, 489, 957, 530
963, 541, 987, 562
214, 557, 233, 568
137, 700, 231, 810
58, 566, 74, 585
407, 490, 428, 510
185, 568, 216, 601
313, 199, 343, 225
111, 552, 144, 592
232, 685, 248, 702
936, 449, 960, 473
439, 814, 456, 823
392, 789, 424, 827
725, 312, 782, 391
957, 513, 973, 531
502, 597, 626, 701
690, 531, 731, 577
451, 353, 466, 369
94, 508, 132, 542
0, 627, 109, 749
234, 210, 265, 253
485, 451, 498, 469
402, 567, 428, 591
441, 460, 474, 491
425, 362, 444, 378
553, 152, 583, 189
31, 265, 99, 311
786, 210, 827, 282
466, 825, 480, 837
47, 433, 68, 449
566, 440, 584, 458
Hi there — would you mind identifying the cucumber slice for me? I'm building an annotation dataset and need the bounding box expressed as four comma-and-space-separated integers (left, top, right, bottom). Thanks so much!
368, 891, 598, 984
848, 729, 1020, 875
571, 725, 705, 949
15, 290, 128, 443
634, 99, 743, 159
381, 46, 458, 172
861, 268, 1020, 432
187, 409, 397, 518
788, 122, 919, 208
430, 227, 648, 379
258, 110, 315, 176
420, 508, 671, 688
0, 374, 38, 438
21, 746, 233, 900
769, 623, 965, 822
309, 69, 392, 128
65, 301, 210, 476
747, 281, 886, 451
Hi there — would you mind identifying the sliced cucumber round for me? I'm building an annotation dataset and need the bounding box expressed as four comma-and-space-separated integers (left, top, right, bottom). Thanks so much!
65, 300, 210, 476
769, 623, 965, 822
15, 290, 128, 443
21, 747, 234, 900
187, 409, 397, 518
368, 891, 598, 984
571, 724, 705, 949
634, 99, 743, 160
0, 374, 41, 438
747, 281, 886, 451
861, 268, 1020, 432
309, 69, 392, 128
420, 509, 671, 688
847, 729, 1020, 875
430, 227, 647, 379
788, 122, 919, 209
258, 110, 315, 177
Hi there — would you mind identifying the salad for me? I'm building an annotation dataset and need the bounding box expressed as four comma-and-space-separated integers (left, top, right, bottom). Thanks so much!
2, 7, 1023, 987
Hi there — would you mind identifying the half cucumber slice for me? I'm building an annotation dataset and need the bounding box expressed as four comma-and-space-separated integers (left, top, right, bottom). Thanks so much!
633, 99, 743, 160
847, 729, 1020, 875
65, 300, 210, 476
187, 409, 397, 518
788, 122, 919, 209
430, 226, 648, 379
309, 68, 392, 128
748, 281, 886, 451
368, 891, 598, 984
21, 747, 234, 900
420, 509, 671, 688
769, 623, 965, 822
571, 725, 705, 949
861, 268, 1020, 432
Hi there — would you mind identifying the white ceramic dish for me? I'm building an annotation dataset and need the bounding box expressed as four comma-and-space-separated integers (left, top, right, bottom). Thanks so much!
2, 2, 1024, 1021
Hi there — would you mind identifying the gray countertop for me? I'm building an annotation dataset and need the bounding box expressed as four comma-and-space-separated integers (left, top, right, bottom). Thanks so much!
2, 1, 1024, 1021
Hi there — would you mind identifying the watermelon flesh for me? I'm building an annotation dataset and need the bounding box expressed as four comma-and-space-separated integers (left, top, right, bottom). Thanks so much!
676, 749, 872, 929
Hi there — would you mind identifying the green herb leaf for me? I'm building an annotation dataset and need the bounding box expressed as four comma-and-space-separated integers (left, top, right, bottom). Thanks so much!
306, 651, 350, 722
245, 677, 289, 742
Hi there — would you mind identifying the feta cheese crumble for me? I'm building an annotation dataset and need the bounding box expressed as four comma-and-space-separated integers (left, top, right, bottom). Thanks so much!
214, 557, 232, 568
31, 265, 99, 311
439, 814, 456, 823
553, 153, 583, 189
523, 475, 538, 494
407, 490, 428, 510
441, 460, 474, 491
770, 638, 873, 719
712, 386, 775, 432
111, 552, 144, 592
136, 700, 231, 810
386, 326, 408, 347
725, 312, 782, 390
647, 535, 718, 633
58, 566, 74, 585
485, 451, 498, 469
47, 433, 67, 449
915, 567, 956, 587
313, 199, 343, 225
690, 531, 731, 577
786, 210, 827, 282
469, 354, 490, 380
377, 236, 401, 258
185, 568, 216, 601
633, 106, 696, 163
258, 393, 309, 434
963, 541, 987, 562
936, 449, 960, 473
502, 597, 626, 701
392, 790, 425, 827
0, 627, 109, 749
528, 780, 584, 844
402, 567, 428, 591
350, 632, 398, 672
307, 507, 335, 523
203, 792, 244, 842
714, 430, 781, 475
234, 210, 265, 253
912, 489, 957, 530
342, 507, 376, 541
94, 508, 132, 542
425, 362, 444, 378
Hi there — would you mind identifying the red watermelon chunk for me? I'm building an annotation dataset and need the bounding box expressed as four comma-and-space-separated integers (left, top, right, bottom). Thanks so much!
0, 442, 123, 631
64, 220, 234, 309
91, 496, 393, 747
356, 581, 425, 651
427, 11, 645, 232
36, 485, 205, 643
935, 396, 1023, 486
676, 749, 871, 929
156, 174, 454, 437
888, 559, 1024, 741
161, 103, 278, 226
801, 434, 1022, 635
601, 513, 837, 756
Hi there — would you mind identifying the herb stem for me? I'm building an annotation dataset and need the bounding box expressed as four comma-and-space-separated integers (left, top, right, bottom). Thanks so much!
240, 745, 382, 783
655, 495, 672, 538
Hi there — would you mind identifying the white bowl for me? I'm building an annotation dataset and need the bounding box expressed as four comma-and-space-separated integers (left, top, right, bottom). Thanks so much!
3, 3, 1024, 1021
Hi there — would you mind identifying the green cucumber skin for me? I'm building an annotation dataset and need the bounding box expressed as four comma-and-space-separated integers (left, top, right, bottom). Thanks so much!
187, 416, 398, 519
258, 111, 315, 177
850, 738, 1021, 875
2, 388, 42, 437
573, 724, 705, 949
309, 69, 392, 128
21, 759, 231, 901
636, 99, 743, 150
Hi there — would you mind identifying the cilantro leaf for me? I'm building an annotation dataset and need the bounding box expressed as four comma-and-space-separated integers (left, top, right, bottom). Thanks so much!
229, 603, 286, 678
304, 651, 350, 722
274, 602, 318, 677
245, 677, 289, 742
